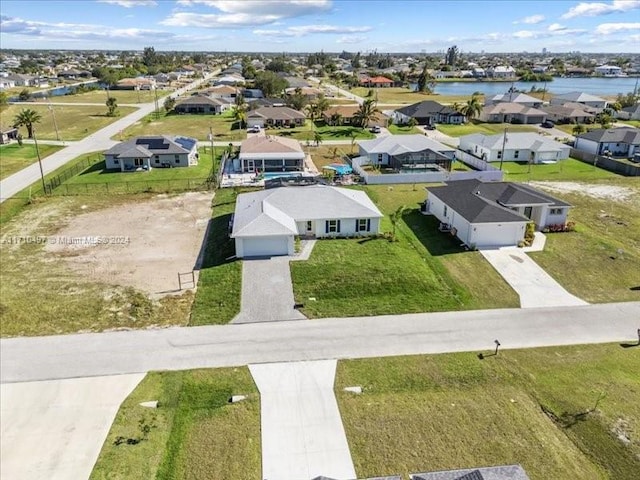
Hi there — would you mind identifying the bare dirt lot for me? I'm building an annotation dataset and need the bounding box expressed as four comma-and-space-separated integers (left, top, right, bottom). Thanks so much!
44, 192, 213, 297
529, 181, 635, 203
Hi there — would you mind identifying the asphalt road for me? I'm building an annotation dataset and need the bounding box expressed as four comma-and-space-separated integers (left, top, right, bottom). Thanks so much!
0, 73, 216, 203
2, 302, 638, 384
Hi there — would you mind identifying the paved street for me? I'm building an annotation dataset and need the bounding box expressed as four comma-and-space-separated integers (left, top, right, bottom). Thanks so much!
0, 73, 215, 203
2, 302, 638, 383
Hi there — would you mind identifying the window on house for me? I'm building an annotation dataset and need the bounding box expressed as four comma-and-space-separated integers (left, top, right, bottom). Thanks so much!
497, 151, 502, 159
443, 205, 448, 217
514, 150, 520, 159
356, 218, 370, 232
377, 153, 383, 163
114, 159, 119, 165
549, 208, 562, 215
326, 219, 341, 233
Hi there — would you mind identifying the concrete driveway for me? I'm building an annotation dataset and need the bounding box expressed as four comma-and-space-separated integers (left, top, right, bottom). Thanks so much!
481, 247, 588, 308
232, 257, 306, 323
249, 360, 356, 480
1, 374, 144, 480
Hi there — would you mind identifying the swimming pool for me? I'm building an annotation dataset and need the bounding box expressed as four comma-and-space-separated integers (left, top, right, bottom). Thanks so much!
262, 172, 304, 179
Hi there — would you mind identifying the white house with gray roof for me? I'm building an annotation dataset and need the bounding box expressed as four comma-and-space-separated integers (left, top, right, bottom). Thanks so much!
104, 136, 198, 171
459, 132, 570, 163
231, 185, 383, 257
426, 179, 572, 248
550, 91, 608, 109
489, 92, 542, 108
358, 134, 455, 169
574, 127, 640, 158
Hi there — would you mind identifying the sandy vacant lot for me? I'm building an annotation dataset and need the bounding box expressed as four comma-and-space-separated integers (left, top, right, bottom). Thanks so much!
45, 192, 212, 297
529, 181, 635, 203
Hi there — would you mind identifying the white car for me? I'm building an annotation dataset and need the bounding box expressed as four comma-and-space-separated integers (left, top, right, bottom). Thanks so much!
249, 125, 261, 133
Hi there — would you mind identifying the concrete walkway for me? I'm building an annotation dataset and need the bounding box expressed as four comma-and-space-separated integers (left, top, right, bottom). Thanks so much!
232, 257, 307, 324
249, 360, 356, 480
1, 374, 144, 480
481, 244, 589, 308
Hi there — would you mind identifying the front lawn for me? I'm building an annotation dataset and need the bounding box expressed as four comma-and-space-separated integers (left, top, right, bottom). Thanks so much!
0, 143, 63, 180
90, 368, 260, 480
336, 343, 640, 479
387, 124, 421, 135
290, 184, 519, 318
529, 179, 640, 303
501, 157, 621, 182
119, 110, 246, 142
1, 104, 138, 141
51, 88, 163, 104
350, 87, 480, 105
265, 122, 374, 142
619, 119, 640, 128
437, 121, 538, 137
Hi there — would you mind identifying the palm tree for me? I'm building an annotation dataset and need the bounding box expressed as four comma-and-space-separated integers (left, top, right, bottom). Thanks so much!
572, 123, 586, 136
106, 97, 118, 117
315, 95, 330, 120
461, 95, 482, 122
354, 99, 381, 128
313, 131, 323, 147
232, 105, 247, 129
329, 112, 342, 126
13, 108, 42, 139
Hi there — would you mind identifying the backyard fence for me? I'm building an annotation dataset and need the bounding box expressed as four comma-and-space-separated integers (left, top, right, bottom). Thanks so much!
570, 148, 640, 176
50, 177, 214, 196
44, 156, 102, 194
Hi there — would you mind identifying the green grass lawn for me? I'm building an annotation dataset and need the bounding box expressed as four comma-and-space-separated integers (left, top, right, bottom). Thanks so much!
290, 184, 519, 318
437, 121, 538, 137
1, 104, 137, 141
619, 119, 640, 128
50, 88, 163, 104
90, 367, 260, 480
336, 343, 640, 479
350, 87, 480, 105
189, 188, 244, 326
305, 144, 352, 170
120, 110, 246, 142
387, 124, 421, 135
501, 158, 621, 182
529, 180, 640, 303
0, 143, 63, 180
266, 121, 374, 142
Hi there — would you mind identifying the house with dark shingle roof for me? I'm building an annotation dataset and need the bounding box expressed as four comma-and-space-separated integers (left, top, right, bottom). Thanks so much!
174, 94, 231, 114
393, 101, 465, 126
616, 103, 640, 121
459, 132, 570, 163
247, 106, 306, 128
574, 127, 640, 158
425, 179, 571, 248
104, 136, 198, 171
479, 102, 546, 124
411, 464, 530, 480
550, 91, 607, 109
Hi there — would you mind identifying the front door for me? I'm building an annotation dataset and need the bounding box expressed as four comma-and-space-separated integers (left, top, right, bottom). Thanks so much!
306, 221, 313, 235
524, 206, 533, 219
247, 160, 255, 173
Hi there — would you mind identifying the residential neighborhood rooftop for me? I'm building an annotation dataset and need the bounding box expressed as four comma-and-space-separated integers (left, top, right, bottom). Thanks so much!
576, 127, 640, 144
359, 134, 455, 155
104, 135, 197, 157
459, 132, 568, 152
239, 135, 304, 157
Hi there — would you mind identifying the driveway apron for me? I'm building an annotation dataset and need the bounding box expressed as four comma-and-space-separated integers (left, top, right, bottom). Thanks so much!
249, 360, 357, 480
232, 257, 307, 323
481, 248, 589, 308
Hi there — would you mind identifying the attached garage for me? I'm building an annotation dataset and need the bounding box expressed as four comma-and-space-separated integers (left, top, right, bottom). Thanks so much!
235, 235, 292, 258
469, 222, 527, 248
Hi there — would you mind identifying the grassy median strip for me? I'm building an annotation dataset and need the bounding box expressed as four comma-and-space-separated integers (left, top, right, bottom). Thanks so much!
336, 343, 640, 479
90, 367, 261, 480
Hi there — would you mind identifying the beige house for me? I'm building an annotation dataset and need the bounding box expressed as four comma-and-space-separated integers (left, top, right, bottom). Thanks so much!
237, 136, 306, 173
479, 103, 546, 124
247, 107, 306, 128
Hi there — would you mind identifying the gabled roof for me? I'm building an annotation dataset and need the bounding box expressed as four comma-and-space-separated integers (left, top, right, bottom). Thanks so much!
491, 92, 540, 104
232, 186, 383, 238
239, 135, 304, 159
359, 134, 454, 155
542, 104, 594, 118
176, 95, 226, 107
247, 106, 306, 121
460, 132, 568, 152
104, 135, 197, 157
621, 103, 640, 114
576, 127, 640, 144
552, 91, 606, 103
412, 463, 530, 480
482, 103, 546, 116
396, 101, 462, 118
427, 179, 570, 224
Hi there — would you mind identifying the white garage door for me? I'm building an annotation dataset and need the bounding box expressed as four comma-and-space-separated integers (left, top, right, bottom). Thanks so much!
472, 223, 523, 248
242, 236, 289, 257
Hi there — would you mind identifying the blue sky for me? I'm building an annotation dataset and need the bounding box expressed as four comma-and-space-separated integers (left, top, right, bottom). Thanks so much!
1, 0, 639, 53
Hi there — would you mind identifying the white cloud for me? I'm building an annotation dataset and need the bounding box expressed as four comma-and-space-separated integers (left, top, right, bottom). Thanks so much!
513, 30, 536, 38
513, 14, 545, 24
164, 0, 332, 27
561, 0, 640, 19
97, 0, 157, 7
336, 35, 366, 44
595, 21, 640, 33
253, 24, 371, 37
548, 23, 566, 31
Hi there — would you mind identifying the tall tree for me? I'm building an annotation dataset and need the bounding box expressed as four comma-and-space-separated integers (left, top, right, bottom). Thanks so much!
18, 89, 31, 101
254, 71, 288, 98
163, 96, 176, 112
461, 95, 482, 122
417, 65, 435, 93
142, 46, 157, 67
445, 45, 459, 66
232, 105, 247, 129
106, 97, 118, 117
13, 108, 42, 139
354, 99, 381, 128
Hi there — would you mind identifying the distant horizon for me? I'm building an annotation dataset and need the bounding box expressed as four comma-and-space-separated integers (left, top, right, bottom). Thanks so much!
1, 0, 640, 54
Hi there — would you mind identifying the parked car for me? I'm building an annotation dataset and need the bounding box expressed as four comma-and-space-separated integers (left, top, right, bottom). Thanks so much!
248, 125, 261, 133
425, 124, 436, 130
540, 120, 555, 129
369, 125, 381, 134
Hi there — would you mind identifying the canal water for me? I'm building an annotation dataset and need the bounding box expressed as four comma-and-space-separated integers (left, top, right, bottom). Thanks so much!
410, 76, 639, 97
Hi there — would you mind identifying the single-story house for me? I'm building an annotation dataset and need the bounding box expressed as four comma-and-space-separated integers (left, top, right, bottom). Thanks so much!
358, 134, 455, 170
486, 66, 517, 78
574, 127, 640, 158
0, 78, 16, 89
243, 88, 264, 99
237, 135, 305, 173
459, 132, 570, 163
104, 135, 198, 171
323, 105, 387, 127
5, 73, 38, 87
489, 92, 543, 108
550, 91, 608, 109
284, 86, 324, 99
411, 464, 530, 480
425, 179, 572, 248
479, 103, 547, 124
542, 104, 594, 124
174, 95, 230, 114
359, 75, 394, 87
616, 103, 640, 121
248, 97, 288, 109
213, 74, 246, 86
231, 185, 383, 257
393, 101, 465, 126
0, 124, 19, 144
206, 85, 240, 98
247, 106, 306, 128
116, 77, 156, 90
594, 65, 623, 76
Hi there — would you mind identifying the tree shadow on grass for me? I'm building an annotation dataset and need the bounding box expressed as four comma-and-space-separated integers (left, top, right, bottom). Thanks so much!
196, 212, 236, 270
402, 210, 468, 256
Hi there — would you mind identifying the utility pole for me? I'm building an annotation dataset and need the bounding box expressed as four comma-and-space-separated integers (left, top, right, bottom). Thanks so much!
33, 129, 46, 194
154, 86, 160, 119
499, 127, 508, 171
48, 100, 60, 142
209, 126, 216, 187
